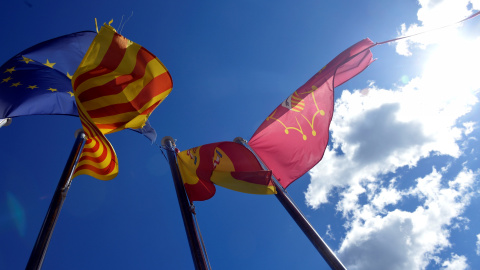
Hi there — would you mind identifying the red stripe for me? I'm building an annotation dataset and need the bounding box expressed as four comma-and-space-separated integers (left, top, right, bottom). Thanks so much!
220, 142, 264, 171
78, 79, 128, 103
75, 159, 117, 176
77, 48, 157, 103
78, 111, 96, 138
80, 134, 109, 164
79, 109, 101, 138
86, 72, 172, 118
80, 109, 116, 159
231, 171, 273, 186
196, 144, 218, 180
82, 137, 99, 153
140, 100, 161, 116
78, 119, 108, 163
216, 142, 273, 186
74, 33, 128, 90
78, 139, 108, 163
76, 110, 115, 169
184, 182, 216, 202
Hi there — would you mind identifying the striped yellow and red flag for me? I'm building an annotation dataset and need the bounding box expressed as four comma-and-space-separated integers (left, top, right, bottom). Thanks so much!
177, 142, 275, 201
72, 24, 173, 180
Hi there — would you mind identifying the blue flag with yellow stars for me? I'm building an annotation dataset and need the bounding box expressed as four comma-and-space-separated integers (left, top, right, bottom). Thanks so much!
0, 30, 157, 142
0, 31, 96, 119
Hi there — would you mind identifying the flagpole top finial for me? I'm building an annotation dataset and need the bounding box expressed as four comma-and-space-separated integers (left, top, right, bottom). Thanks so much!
74, 129, 86, 139
0, 118, 12, 127
161, 136, 176, 148
233, 137, 247, 144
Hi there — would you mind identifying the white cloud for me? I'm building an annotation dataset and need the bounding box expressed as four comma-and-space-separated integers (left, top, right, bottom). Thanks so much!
441, 254, 468, 270
326, 224, 335, 240
370, 181, 402, 211
337, 168, 476, 270
303, 2, 480, 269
463, 122, 476, 136
306, 35, 480, 210
476, 234, 480, 255
395, 0, 478, 56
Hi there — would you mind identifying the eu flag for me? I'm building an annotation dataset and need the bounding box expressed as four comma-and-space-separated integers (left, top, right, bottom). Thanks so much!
0, 31, 96, 118
0, 30, 158, 142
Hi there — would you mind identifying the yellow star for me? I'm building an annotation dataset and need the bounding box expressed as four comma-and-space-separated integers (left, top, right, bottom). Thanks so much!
67, 91, 74, 97
11, 82, 22, 87
47, 87, 57, 92
1, 76, 13, 83
4, 67, 15, 74
66, 72, 73, 79
43, 59, 56, 68
21, 56, 34, 64
27, 85, 38, 89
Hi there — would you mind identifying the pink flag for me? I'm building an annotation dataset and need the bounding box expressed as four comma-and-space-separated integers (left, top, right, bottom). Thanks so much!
248, 39, 376, 188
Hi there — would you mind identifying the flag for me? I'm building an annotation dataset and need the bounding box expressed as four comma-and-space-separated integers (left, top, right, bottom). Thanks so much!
177, 142, 275, 201
0, 30, 158, 141
0, 31, 95, 118
248, 38, 376, 188
72, 24, 173, 180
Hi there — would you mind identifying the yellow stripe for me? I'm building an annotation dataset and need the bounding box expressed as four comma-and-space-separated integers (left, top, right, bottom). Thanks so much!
72, 25, 115, 87
210, 171, 276, 195
73, 39, 142, 94
91, 91, 171, 135
75, 138, 111, 161
73, 95, 119, 181
73, 161, 118, 180
75, 43, 142, 95
177, 149, 201, 185
89, 88, 171, 127
74, 135, 118, 179
75, 129, 113, 163
78, 59, 168, 110
75, 73, 121, 96
73, 170, 117, 181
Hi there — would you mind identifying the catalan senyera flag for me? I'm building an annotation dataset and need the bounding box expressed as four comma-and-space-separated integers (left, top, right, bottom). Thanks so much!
177, 142, 275, 201
249, 38, 376, 188
72, 24, 173, 180
0, 30, 158, 141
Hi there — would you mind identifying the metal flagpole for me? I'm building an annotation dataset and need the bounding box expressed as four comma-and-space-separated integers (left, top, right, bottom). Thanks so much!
234, 137, 347, 270
161, 136, 209, 270
0, 118, 12, 128
26, 130, 86, 270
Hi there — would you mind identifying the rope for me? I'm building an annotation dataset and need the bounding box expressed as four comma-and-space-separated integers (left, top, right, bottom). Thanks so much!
376, 10, 480, 45
155, 142, 169, 162
191, 204, 213, 270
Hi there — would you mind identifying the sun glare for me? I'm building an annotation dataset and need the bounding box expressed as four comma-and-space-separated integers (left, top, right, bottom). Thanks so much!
395, 29, 480, 139
422, 31, 480, 99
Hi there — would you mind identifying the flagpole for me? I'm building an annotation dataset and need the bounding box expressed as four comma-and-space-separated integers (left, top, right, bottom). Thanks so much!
234, 137, 347, 270
0, 118, 12, 127
161, 136, 209, 270
26, 130, 86, 270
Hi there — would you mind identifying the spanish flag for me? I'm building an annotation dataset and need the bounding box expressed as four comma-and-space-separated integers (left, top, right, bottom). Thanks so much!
177, 142, 276, 201
72, 24, 173, 180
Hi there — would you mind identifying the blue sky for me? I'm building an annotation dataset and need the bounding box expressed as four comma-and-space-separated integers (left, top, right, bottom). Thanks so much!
1, 1, 480, 269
